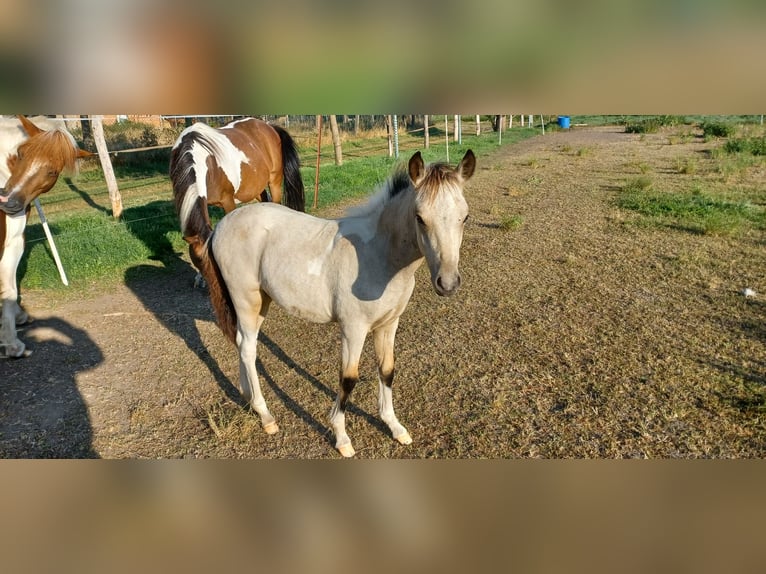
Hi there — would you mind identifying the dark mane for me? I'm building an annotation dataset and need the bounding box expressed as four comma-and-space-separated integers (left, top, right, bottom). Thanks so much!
388, 166, 412, 199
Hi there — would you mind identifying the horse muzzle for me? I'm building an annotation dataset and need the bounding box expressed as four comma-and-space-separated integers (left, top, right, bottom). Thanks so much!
0, 192, 25, 216
433, 271, 462, 297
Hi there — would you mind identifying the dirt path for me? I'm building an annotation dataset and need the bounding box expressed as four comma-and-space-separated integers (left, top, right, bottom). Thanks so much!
2, 126, 764, 458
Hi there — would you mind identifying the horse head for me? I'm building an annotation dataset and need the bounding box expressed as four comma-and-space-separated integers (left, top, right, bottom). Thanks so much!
0, 115, 91, 216
409, 149, 475, 297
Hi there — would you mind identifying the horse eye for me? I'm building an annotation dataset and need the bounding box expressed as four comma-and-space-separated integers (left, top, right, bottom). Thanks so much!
416, 214, 425, 226
463, 215, 469, 224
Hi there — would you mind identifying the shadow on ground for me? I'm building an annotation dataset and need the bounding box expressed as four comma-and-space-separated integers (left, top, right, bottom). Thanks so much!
0, 316, 102, 458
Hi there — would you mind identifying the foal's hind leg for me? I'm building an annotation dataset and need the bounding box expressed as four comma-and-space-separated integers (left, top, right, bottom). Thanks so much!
236, 292, 278, 434
329, 324, 367, 457
373, 319, 412, 445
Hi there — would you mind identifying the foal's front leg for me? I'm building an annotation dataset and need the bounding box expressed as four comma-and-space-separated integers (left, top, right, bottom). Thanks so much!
329, 325, 367, 457
373, 319, 411, 445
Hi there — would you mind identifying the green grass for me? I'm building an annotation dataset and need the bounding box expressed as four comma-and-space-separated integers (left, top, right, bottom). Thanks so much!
498, 214, 524, 231
617, 186, 765, 236
18, 126, 537, 292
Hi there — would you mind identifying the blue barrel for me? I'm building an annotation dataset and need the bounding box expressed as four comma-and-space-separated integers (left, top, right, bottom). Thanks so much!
557, 116, 571, 129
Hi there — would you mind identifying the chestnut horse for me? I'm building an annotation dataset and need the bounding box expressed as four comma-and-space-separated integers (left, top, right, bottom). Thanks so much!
0, 115, 90, 358
170, 117, 305, 283
182, 149, 475, 457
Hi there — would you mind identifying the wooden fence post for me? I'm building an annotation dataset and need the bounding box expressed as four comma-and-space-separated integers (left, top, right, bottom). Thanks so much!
91, 116, 123, 219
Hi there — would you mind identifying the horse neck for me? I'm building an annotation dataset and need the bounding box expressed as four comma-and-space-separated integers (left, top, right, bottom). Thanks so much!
376, 188, 422, 269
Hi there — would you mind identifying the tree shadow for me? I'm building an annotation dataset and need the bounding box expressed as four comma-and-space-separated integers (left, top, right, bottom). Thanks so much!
123, 263, 245, 407
703, 298, 766, 413
61, 176, 109, 214
121, 200, 185, 264
0, 316, 102, 458
257, 332, 390, 440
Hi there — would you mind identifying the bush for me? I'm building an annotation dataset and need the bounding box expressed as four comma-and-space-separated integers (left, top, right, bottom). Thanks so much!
624, 116, 685, 134
723, 136, 766, 156
625, 119, 661, 134
700, 121, 735, 138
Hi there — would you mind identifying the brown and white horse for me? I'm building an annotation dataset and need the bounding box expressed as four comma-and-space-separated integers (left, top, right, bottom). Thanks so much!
170, 117, 305, 282
0, 115, 90, 358
182, 149, 475, 457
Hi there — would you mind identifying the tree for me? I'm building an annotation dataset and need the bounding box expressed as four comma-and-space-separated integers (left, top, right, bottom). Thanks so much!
80, 115, 94, 149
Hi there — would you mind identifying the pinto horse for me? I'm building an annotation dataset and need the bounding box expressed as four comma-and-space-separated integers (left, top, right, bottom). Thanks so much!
182, 149, 475, 457
170, 117, 305, 282
0, 115, 90, 358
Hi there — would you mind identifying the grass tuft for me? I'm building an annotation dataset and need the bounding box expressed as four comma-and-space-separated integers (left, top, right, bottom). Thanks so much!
617, 187, 765, 236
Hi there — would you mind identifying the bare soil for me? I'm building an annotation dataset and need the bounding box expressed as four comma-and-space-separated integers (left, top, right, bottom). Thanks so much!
2, 126, 764, 458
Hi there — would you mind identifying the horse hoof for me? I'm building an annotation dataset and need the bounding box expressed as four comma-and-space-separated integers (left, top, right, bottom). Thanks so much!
394, 431, 413, 445
263, 421, 279, 435
337, 444, 356, 458
15, 312, 31, 326
1, 342, 29, 359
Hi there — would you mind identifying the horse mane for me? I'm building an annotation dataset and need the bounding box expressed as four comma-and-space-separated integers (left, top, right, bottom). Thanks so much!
17, 129, 80, 175
344, 166, 412, 220
343, 159, 463, 222
415, 162, 463, 203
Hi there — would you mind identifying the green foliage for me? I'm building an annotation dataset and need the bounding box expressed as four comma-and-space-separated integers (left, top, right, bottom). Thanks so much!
623, 116, 685, 134
700, 120, 735, 138
622, 176, 653, 193
499, 214, 523, 231
723, 136, 766, 156
617, 187, 765, 236
624, 119, 661, 134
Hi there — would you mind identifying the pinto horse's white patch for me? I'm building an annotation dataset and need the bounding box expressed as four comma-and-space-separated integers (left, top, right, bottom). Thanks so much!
182, 123, 249, 196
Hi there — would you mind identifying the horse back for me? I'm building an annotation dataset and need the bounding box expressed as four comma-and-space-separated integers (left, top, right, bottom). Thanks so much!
213, 203, 339, 323
222, 119, 283, 204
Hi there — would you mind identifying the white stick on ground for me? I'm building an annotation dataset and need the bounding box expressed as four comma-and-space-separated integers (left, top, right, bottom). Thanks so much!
33, 198, 69, 286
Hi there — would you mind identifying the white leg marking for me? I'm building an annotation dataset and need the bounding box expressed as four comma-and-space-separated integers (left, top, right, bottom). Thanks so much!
378, 379, 412, 445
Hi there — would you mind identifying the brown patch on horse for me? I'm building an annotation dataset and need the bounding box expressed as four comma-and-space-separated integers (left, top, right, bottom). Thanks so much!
16, 129, 81, 176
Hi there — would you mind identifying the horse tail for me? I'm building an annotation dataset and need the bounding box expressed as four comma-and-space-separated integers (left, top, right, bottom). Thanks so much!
201, 234, 239, 345
272, 124, 306, 212
170, 127, 214, 266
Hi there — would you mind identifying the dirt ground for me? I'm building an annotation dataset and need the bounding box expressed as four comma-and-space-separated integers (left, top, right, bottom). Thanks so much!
1, 126, 764, 458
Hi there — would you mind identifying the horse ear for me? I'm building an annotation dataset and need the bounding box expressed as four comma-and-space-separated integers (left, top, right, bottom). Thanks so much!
408, 151, 425, 185
457, 149, 476, 182
17, 115, 43, 138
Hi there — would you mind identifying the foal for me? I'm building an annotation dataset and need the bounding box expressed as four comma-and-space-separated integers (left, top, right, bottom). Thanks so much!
181, 150, 475, 456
